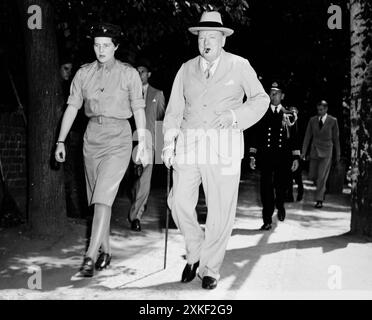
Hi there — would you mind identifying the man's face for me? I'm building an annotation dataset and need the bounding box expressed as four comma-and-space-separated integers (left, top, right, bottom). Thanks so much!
198, 30, 226, 62
60, 63, 72, 81
269, 89, 284, 106
137, 66, 151, 85
94, 37, 117, 63
317, 104, 328, 117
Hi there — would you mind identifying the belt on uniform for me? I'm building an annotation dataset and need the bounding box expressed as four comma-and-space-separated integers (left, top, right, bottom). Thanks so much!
90, 116, 128, 124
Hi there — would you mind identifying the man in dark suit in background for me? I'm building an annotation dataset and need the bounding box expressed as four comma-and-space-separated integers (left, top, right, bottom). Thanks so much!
129, 63, 165, 231
301, 100, 340, 208
249, 82, 300, 230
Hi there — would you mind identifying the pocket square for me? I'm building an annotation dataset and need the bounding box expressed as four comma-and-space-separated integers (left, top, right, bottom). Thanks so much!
225, 80, 234, 86
152, 99, 157, 102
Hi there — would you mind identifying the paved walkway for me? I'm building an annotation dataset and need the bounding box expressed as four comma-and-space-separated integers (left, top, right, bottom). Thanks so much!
1, 172, 372, 299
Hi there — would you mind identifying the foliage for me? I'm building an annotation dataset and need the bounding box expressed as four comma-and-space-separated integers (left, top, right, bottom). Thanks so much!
52, 0, 250, 64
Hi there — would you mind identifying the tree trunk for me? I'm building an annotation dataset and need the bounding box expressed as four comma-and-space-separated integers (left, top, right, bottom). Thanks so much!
17, 0, 67, 237
350, 0, 372, 237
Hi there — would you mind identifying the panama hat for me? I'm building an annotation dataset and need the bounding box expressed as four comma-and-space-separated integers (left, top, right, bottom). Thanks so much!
188, 11, 234, 36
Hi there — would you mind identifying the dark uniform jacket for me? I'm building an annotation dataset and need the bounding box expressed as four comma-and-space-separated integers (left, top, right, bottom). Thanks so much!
249, 104, 300, 168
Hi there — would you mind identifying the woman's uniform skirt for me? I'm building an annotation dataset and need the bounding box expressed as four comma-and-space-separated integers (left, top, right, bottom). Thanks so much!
83, 116, 132, 207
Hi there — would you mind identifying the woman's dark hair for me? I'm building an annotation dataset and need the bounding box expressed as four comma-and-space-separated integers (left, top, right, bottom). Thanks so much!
111, 37, 119, 47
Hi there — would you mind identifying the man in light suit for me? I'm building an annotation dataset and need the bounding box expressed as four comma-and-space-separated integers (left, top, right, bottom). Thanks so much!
301, 100, 340, 208
162, 11, 269, 289
129, 63, 165, 231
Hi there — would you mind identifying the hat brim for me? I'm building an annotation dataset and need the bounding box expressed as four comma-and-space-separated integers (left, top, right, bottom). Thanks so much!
188, 26, 234, 36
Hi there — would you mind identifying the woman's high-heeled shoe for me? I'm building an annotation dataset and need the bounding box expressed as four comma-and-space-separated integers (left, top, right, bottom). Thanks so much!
95, 252, 112, 271
80, 257, 94, 277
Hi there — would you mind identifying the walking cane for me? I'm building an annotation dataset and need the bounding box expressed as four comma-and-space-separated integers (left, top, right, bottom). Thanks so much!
164, 167, 171, 269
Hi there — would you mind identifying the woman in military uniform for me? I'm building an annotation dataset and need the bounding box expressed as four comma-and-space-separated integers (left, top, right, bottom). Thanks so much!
55, 23, 147, 277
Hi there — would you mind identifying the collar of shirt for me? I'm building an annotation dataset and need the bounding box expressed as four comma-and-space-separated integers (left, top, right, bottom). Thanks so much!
200, 55, 221, 77
97, 58, 116, 72
319, 113, 328, 123
270, 104, 282, 113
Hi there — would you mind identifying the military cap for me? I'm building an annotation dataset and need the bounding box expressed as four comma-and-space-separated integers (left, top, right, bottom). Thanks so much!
270, 81, 284, 92
89, 23, 122, 39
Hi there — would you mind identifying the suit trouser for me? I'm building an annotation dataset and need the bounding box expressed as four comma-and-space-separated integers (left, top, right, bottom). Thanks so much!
129, 163, 154, 221
168, 159, 241, 280
308, 156, 332, 201
260, 155, 291, 224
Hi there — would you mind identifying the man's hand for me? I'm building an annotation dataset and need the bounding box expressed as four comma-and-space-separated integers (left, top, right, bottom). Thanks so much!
291, 159, 299, 172
249, 156, 256, 170
162, 145, 175, 169
55, 143, 66, 162
211, 111, 233, 129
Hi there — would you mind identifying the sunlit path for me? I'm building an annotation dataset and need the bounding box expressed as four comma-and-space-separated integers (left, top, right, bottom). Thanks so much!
1, 173, 371, 300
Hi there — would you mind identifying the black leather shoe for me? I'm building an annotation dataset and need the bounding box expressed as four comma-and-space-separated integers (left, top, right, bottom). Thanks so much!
202, 276, 217, 290
181, 261, 199, 283
278, 207, 286, 221
260, 223, 272, 231
95, 252, 112, 271
131, 219, 141, 232
80, 257, 94, 277
314, 201, 323, 209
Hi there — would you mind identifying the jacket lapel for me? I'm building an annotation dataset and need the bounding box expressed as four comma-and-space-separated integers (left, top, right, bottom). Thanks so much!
322, 115, 330, 130
208, 50, 229, 85
193, 56, 206, 84
146, 85, 155, 107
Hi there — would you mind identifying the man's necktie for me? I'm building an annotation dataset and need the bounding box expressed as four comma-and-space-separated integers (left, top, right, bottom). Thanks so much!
319, 118, 323, 129
99, 65, 105, 92
205, 62, 214, 79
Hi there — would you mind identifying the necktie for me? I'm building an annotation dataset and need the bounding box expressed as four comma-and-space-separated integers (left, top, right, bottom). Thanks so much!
205, 62, 214, 79
275, 106, 278, 113
142, 87, 145, 98
319, 118, 323, 129
99, 65, 105, 92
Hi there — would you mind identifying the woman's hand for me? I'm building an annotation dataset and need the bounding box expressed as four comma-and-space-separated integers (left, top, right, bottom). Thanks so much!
55, 143, 66, 162
135, 141, 150, 167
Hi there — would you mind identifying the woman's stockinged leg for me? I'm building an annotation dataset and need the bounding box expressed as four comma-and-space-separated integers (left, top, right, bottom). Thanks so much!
85, 203, 112, 261
101, 219, 111, 255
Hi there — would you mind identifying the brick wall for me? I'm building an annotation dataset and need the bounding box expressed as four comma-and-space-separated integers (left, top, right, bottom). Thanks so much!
0, 112, 27, 215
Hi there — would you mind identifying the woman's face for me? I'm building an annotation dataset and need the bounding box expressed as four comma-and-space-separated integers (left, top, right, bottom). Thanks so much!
94, 37, 118, 63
